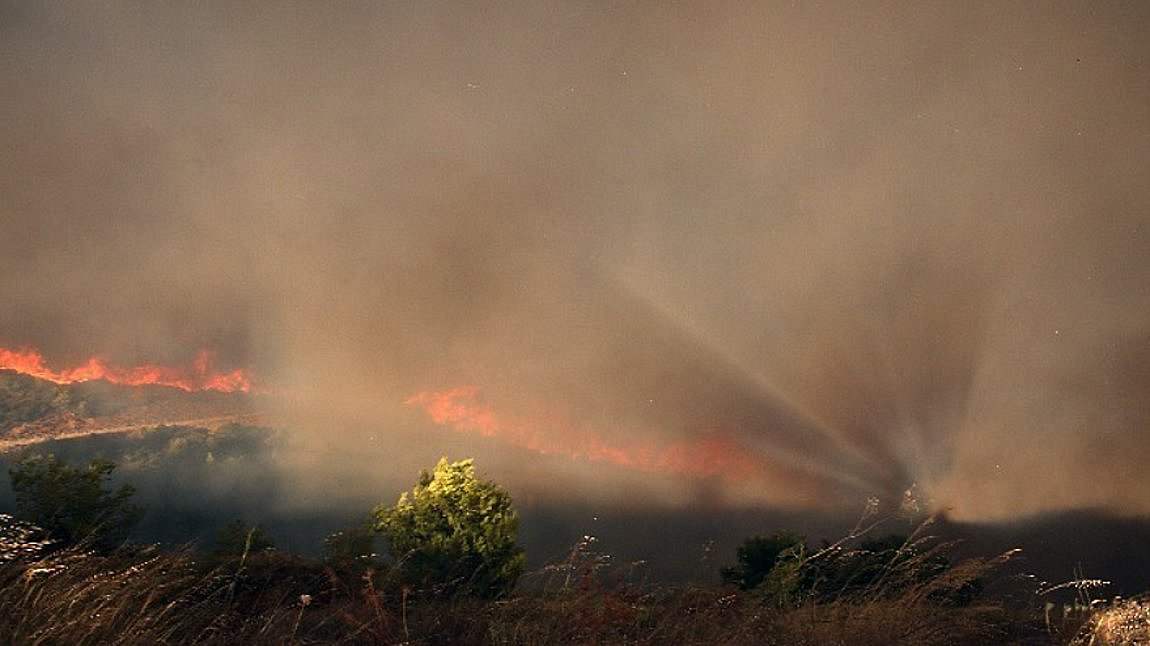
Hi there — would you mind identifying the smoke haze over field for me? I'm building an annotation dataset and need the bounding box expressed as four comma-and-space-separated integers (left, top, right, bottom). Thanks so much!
2, 2, 1149, 522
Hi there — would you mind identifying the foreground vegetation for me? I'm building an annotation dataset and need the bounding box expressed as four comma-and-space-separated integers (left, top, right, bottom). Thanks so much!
1, 448, 1146, 644
0, 527, 1067, 645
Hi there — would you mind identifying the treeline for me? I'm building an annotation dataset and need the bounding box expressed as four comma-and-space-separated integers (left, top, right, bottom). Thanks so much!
0, 423, 283, 548
3, 453, 523, 596
7, 446, 950, 600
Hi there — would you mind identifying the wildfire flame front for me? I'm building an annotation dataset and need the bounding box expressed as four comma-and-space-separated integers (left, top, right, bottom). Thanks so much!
0, 346, 257, 393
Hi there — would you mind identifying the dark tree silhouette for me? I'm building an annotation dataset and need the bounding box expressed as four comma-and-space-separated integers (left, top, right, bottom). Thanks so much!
721, 531, 806, 590
8, 454, 142, 552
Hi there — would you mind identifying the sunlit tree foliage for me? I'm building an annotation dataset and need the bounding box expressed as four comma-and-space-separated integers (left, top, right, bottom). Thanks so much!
374, 457, 525, 597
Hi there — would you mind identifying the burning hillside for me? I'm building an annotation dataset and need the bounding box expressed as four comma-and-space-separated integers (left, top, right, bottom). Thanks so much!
0, 347, 258, 393
407, 386, 763, 481
0, 351, 259, 451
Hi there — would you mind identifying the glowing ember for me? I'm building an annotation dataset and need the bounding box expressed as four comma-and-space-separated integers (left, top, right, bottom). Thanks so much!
0, 346, 257, 393
406, 386, 763, 481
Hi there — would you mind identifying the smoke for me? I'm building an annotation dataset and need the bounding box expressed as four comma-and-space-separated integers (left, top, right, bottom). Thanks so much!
1, 1, 1148, 522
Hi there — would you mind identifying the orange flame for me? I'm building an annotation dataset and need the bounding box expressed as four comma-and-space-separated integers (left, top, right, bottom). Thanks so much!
0, 346, 257, 393
406, 386, 763, 481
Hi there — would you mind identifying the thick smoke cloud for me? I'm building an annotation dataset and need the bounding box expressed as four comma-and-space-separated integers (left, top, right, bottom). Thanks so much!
1, 2, 1148, 521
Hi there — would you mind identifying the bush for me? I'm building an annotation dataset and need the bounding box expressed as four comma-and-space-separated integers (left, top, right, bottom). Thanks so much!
8, 454, 142, 552
724, 522, 991, 610
374, 457, 525, 598
721, 531, 805, 591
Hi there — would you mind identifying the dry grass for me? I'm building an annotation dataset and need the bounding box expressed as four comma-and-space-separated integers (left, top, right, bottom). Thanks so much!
0, 546, 404, 645
1071, 597, 1150, 645
0, 518, 1133, 645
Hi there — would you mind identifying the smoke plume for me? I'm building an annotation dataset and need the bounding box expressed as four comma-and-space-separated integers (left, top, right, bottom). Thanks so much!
2, 1, 1148, 522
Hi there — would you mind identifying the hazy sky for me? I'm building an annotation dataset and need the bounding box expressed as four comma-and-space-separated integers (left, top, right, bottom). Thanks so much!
2, 1, 1148, 521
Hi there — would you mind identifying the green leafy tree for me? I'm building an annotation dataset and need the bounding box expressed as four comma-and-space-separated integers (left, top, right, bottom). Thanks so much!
8, 454, 143, 552
721, 531, 806, 590
374, 457, 525, 597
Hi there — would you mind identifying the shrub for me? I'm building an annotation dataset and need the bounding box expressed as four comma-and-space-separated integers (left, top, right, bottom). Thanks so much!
374, 457, 525, 598
8, 454, 142, 552
721, 531, 805, 591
